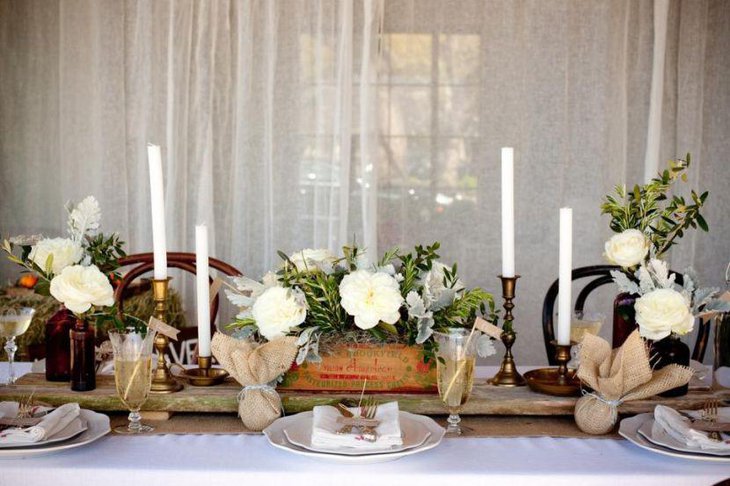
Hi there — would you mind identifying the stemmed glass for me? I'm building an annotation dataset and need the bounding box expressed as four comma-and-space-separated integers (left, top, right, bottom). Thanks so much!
0, 307, 35, 386
109, 328, 157, 434
434, 328, 478, 435
568, 311, 605, 369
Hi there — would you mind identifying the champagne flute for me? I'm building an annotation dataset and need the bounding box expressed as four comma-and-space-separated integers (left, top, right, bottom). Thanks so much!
109, 328, 157, 434
435, 328, 478, 435
0, 307, 35, 385
568, 311, 605, 369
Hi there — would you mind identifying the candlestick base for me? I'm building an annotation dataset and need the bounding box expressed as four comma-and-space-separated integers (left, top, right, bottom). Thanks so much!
487, 331, 526, 387
178, 356, 229, 386
524, 341, 581, 396
150, 278, 183, 394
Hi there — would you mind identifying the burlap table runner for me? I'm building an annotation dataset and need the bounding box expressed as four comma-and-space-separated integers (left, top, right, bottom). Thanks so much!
108, 413, 620, 439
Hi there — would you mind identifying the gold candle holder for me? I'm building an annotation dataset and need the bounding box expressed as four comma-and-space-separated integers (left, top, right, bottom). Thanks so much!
488, 275, 526, 387
150, 278, 183, 393
178, 355, 228, 386
523, 340, 581, 396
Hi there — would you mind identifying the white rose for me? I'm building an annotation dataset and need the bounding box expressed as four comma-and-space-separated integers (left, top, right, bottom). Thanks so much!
604, 229, 649, 268
29, 237, 84, 275
635, 288, 694, 340
287, 248, 337, 274
339, 270, 404, 330
251, 286, 307, 341
50, 264, 114, 315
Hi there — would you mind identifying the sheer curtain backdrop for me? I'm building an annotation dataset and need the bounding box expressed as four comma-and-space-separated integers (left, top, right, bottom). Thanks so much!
1, 0, 728, 365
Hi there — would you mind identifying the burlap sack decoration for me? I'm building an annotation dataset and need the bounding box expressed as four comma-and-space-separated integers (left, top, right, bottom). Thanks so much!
211, 333, 298, 431
574, 330, 693, 435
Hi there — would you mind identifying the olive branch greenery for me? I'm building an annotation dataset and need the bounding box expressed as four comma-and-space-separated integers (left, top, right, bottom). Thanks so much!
600, 154, 709, 259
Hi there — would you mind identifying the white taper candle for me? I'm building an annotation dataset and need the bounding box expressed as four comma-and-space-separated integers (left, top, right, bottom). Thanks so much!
557, 207, 573, 345
501, 147, 515, 278
195, 224, 211, 357
147, 144, 168, 280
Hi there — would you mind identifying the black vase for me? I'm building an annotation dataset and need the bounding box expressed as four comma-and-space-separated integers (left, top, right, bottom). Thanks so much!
70, 318, 96, 392
612, 292, 638, 349
650, 335, 690, 397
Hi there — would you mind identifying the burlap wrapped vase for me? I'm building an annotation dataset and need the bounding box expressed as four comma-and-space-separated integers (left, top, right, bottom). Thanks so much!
575, 330, 693, 435
211, 333, 298, 431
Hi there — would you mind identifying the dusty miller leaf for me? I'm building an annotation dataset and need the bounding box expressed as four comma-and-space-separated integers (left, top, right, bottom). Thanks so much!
610, 270, 640, 295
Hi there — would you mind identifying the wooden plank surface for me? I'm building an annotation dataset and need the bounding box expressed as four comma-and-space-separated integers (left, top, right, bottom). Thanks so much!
1, 373, 727, 416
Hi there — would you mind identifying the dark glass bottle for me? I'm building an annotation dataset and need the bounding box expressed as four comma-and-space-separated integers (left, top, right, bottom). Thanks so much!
612, 292, 638, 348
45, 307, 74, 382
650, 334, 690, 397
70, 318, 96, 391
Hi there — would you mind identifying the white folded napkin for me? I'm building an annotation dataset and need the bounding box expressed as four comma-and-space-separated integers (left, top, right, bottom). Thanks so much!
654, 405, 730, 452
311, 401, 403, 451
0, 402, 20, 419
0, 403, 80, 444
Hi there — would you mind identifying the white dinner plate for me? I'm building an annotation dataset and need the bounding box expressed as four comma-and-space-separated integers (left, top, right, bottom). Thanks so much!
283, 414, 431, 455
619, 413, 730, 463
0, 417, 87, 449
0, 409, 110, 458
637, 418, 730, 457
264, 411, 445, 464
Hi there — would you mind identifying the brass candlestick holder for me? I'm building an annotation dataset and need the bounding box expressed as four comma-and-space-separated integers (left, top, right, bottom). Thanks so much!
150, 278, 183, 393
488, 275, 526, 387
178, 355, 228, 386
523, 340, 581, 396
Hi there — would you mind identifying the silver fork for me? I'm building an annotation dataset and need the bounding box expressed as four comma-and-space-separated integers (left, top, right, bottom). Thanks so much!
360, 397, 379, 442
702, 399, 722, 441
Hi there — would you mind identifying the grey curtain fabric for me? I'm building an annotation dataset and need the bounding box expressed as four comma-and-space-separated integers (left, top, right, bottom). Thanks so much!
1, 0, 728, 365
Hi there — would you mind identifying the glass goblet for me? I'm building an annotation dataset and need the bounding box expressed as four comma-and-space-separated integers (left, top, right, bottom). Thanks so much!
568, 311, 605, 369
109, 328, 157, 434
0, 307, 36, 386
434, 328, 478, 435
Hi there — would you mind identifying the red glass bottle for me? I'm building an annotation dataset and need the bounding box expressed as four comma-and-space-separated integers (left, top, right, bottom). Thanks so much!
612, 292, 638, 348
650, 334, 690, 397
45, 307, 74, 382
70, 318, 96, 391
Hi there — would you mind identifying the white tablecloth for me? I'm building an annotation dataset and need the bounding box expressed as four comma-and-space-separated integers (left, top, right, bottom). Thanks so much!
2, 363, 729, 486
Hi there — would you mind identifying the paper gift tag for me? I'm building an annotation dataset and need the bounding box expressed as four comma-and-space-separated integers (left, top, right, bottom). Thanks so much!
209, 277, 224, 304
474, 317, 503, 339
148, 316, 180, 341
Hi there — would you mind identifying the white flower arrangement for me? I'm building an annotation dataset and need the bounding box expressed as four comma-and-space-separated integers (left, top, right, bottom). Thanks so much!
604, 229, 649, 268
4, 196, 126, 321
225, 242, 497, 366
613, 258, 730, 341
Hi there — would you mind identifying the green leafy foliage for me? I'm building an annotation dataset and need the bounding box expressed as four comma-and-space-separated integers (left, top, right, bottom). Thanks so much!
600, 154, 709, 258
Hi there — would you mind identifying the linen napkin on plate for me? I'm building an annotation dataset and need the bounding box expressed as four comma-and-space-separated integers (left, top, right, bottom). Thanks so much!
311, 401, 403, 450
653, 405, 730, 452
0, 403, 80, 444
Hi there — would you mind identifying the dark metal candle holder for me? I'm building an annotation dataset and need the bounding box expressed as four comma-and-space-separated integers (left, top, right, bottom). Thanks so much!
488, 275, 526, 387
524, 340, 581, 396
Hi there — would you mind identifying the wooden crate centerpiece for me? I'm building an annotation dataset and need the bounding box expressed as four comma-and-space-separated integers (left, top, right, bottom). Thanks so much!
279, 343, 436, 393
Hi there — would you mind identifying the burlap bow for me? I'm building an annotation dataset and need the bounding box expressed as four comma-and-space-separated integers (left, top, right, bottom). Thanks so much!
211, 333, 298, 431
574, 330, 693, 435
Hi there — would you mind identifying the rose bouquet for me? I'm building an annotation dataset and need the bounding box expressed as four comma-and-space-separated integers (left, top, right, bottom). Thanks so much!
3, 196, 139, 329
225, 243, 497, 366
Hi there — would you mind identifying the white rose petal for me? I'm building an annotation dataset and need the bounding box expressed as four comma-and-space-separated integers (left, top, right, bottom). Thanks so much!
339, 270, 404, 330
29, 238, 84, 275
604, 229, 650, 268
635, 288, 694, 341
50, 264, 114, 315
251, 286, 307, 341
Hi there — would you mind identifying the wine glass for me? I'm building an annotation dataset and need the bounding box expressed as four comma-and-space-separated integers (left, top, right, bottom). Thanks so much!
109, 328, 157, 434
434, 328, 478, 435
568, 311, 605, 369
0, 307, 35, 386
